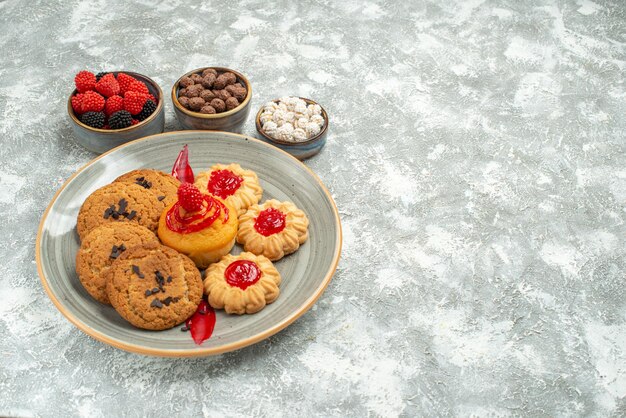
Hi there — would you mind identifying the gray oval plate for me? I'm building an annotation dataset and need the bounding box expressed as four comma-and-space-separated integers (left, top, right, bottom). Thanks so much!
36, 131, 342, 357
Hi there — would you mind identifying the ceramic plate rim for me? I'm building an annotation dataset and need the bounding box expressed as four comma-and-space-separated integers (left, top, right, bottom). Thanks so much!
35, 130, 342, 357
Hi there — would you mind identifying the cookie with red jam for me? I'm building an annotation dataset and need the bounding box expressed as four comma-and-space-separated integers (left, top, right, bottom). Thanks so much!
204, 252, 281, 315
236, 199, 309, 261
194, 163, 262, 217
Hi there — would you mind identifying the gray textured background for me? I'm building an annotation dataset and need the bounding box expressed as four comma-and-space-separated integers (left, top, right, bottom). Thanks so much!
1, 0, 625, 416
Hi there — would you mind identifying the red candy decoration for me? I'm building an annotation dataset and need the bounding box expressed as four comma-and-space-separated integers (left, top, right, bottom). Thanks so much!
104, 95, 124, 116
123, 91, 148, 115
177, 183, 204, 212
224, 260, 262, 290
207, 169, 243, 199
117, 73, 136, 96
74, 71, 96, 93
185, 299, 216, 345
71, 93, 84, 114
95, 73, 120, 97
254, 208, 286, 236
127, 80, 149, 95
80, 91, 105, 113
171, 144, 194, 183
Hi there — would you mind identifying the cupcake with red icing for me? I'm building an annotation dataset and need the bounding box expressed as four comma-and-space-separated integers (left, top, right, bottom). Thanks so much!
194, 163, 263, 217
158, 183, 238, 269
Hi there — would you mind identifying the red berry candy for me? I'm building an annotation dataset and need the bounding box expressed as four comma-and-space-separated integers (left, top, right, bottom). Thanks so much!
81, 91, 105, 113
95, 73, 120, 97
104, 95, 124, 116
117, 73, 136, 96
147, 94, 157, 103
74, 71, 96, 93
177, 183, 204, 212
123, 91, 148, 115
131, 119, 139, 125
71, 93, 85, 114
127, 80, 149, 95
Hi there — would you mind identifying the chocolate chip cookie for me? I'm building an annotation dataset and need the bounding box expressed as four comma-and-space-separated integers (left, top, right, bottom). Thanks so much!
75, 223, 159, 304
114, 169, 180, 207
105, 242, 203, 330
76, 182, 164, 241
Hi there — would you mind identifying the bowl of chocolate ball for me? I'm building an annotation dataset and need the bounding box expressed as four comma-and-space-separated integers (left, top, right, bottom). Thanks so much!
255, 97, 328, 160
171, 67, 251, 132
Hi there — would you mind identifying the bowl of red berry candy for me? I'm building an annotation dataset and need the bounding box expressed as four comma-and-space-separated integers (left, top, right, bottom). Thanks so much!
68, 70, 165, 154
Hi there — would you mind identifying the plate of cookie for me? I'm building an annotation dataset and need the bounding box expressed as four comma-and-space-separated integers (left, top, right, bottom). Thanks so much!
36, 131, 341, 357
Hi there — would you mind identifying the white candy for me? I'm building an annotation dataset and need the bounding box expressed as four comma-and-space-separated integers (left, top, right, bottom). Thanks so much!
284, 111, 295, 123
263, 120, 277, 133
281, 122, 294, 133
304, 122, 321, 137
310, 114, 324, 126
294, 102, 307, 114
260, 113, 273, 124
292, 128, 307, 141
307, 104, 322, 116
261, 97, 324, 142
272, 109, 286, 124
275, 130, 291, 141
295, 117, 308, 128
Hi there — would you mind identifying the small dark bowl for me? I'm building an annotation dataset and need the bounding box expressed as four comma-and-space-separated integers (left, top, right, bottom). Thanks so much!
255, 97, 328, 160
171, 67, 252, 133
68, 71, 165, 154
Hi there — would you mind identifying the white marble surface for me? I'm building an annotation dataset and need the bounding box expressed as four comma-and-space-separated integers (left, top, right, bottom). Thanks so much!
1, 0, 626, 416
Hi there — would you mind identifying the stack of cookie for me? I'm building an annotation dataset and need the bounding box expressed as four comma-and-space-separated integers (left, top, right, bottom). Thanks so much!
76, 170, 203, 330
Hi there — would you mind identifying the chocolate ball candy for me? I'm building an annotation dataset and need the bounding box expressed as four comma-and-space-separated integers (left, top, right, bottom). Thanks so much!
210, 98, 226, 113
178, 96, 190, 108
233, 82, 243, 88
200, 105, 216, 114
201, 73, 216, 89
188, 97, 205, 111
213, 74, 228, 90
200, 89, 216, 102
213, 89, 231, 101
179, 76, 194, 88
230, 86, 247, 102
225, 97, 239, 110
179, 88, 188, 97
202, 68, 217, 77
222, 72, 237, 86
190, 73, 203, 84
185, 84, 203, 98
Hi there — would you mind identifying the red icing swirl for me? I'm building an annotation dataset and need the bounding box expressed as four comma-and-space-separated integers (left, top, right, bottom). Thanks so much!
254, 208, 286, 236
224, 260, 262, 290
208, 169, 243, 199
166, 195, 229, 233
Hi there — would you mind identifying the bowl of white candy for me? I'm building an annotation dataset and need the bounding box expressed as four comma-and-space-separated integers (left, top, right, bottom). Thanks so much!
255, 96, 328, 160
